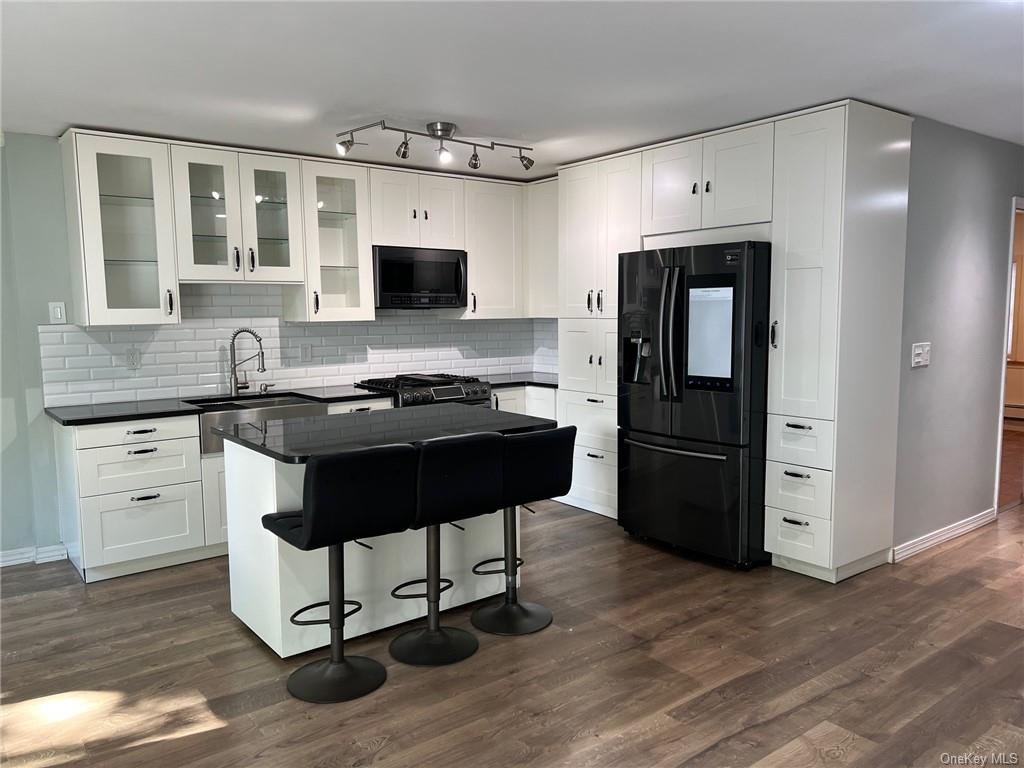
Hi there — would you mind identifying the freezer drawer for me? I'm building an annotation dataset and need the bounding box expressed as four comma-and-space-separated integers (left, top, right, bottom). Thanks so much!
618, 431, 759, 564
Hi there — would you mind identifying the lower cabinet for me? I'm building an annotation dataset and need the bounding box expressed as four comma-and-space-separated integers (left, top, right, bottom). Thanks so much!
555, 390, 617, 518
492, 385, 556, 419
326, 397, 393, 415
202, 454, 228, 546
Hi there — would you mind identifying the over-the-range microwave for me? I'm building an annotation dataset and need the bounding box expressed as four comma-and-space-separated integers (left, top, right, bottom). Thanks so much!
373, 245, 468, 309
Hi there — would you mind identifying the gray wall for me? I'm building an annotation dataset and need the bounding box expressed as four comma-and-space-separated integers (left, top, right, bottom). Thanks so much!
1, 133, 73, 551
893, 118, 1024, 545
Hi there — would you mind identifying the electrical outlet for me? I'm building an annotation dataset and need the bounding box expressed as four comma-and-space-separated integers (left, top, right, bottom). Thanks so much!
911, 342, 931, 368
300, 343, 313, 363
47, 301, 67, 324
125, 345, 141, 370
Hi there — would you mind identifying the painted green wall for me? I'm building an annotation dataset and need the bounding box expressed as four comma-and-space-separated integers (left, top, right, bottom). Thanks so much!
1, 133, 73, 552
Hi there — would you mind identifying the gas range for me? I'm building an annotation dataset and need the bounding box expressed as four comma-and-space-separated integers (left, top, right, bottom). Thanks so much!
355, 373, 492, 408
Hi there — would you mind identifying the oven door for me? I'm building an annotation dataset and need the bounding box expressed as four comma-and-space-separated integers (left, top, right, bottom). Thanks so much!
373, 246, 467, 308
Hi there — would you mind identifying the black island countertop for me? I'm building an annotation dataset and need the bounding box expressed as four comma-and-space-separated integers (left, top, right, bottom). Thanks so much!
214, 402, 557, 464
44, 373, 558, 426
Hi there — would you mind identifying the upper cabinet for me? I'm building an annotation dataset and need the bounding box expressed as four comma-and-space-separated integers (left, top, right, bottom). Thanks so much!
369, 169, 465, 250
172, 147, 305, 283
283, 161, 374, 322
640, 123, 774, 235
61, 133, 180, 326
524, 179, 559, 318
558, 154, 641, 319
463, 180, 523, 318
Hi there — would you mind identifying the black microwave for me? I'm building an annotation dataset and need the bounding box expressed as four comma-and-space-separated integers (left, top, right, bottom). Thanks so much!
373, 246, 468, 309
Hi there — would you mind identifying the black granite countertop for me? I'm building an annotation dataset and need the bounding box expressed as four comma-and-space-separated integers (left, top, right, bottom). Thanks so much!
487, 372, 558, 389
215, 402, 557, 463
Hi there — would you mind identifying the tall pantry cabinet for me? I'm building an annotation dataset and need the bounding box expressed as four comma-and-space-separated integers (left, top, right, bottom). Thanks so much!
763, 102, 912, 582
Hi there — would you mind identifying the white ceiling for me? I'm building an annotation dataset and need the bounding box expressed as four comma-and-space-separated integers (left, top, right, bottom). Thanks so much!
2, 1, 1021, 179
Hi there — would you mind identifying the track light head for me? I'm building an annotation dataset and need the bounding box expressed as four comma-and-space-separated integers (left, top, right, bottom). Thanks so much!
518, 150, 535, 171
437, 140, 453, 165
468, 146, 481, 170
396, 133, 410, 159
336, 134, 355, 156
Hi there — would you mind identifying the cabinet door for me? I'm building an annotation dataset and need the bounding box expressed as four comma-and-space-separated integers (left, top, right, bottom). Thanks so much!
559, 163, 601, 318
74, 134, 179, 325
202, 455, 227, 545
238, 153, 305, 282
172, 146, 244, 281
464, 180, 522, 318
596, 319, 619, 395
768, 108, 845, 420
558, 319, 598, 392
701, 124, 774, 229
419, 175, 465, 249
641, 140, 702, 235
524, 179, 559, 317
301, 161, 374, 321
493, 387, 526, 413
597, 153, 641, 319
370, 168, 420, 246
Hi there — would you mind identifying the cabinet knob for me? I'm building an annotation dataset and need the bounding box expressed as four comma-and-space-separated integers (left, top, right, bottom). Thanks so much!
705, 180, 712, 193
691, 182, 699, 195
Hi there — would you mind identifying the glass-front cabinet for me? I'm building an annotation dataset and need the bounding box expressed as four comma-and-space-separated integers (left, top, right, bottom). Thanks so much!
238, 153, 305, 282
283, 161, 373, 322
67, 133, 179, 325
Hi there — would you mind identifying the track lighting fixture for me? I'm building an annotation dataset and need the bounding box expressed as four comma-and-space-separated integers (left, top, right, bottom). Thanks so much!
334, 120, 535, 173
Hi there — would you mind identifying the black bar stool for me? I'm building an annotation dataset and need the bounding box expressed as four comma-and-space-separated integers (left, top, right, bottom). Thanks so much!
262, 444, 417, 703
471, 426, 576, 636
389, 432, 504, 666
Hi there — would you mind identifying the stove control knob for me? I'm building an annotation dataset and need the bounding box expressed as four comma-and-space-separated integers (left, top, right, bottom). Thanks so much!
402, 393, 414, 404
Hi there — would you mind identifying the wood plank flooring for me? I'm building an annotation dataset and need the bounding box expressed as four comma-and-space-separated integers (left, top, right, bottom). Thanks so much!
2, 502, 1021, 768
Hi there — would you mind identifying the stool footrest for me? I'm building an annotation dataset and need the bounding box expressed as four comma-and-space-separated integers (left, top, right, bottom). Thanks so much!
472, 556, 525, 576
290, 599, 362, 626
390, 577, 454, 600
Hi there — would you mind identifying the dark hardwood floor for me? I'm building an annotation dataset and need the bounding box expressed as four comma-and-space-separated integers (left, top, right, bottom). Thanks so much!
2, 503, 1022, 768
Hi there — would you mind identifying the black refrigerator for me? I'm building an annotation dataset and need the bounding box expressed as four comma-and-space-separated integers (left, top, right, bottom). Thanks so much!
617, 242, 771, 568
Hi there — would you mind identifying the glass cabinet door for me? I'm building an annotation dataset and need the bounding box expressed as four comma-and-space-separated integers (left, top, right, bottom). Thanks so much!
299, 161, 373, 321
238, 154, 305, 282
74, 134, 178, 325
171, 146, 243, 281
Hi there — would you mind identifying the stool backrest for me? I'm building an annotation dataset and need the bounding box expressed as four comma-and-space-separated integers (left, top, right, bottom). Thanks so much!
502, 426, 577, 508
301, 444, 418, 549
415, 432, 504, 528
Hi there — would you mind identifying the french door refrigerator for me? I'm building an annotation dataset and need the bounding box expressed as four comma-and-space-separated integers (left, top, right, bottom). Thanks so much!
617, 242, 771, 567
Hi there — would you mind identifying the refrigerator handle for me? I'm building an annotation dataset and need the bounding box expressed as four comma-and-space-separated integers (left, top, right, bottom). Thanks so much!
657, 268, 670, 398
667, 267, 681, 398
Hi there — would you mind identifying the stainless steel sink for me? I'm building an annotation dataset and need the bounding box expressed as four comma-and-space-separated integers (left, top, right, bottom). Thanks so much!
184, 394, 328, 454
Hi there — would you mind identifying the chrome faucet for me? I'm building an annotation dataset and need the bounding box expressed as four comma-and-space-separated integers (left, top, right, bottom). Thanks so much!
229, 328, 266, 396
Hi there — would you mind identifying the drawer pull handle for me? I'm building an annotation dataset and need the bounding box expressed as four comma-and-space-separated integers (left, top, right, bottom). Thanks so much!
784, 422, 812, 431
127, 447, 158, 456
126, 428, 157, 435
783, 470, 811, 479
351, 407, 371, 413
782, 517, 809, 527
585, 398, 604, 404
130, 493, 161, 503
586, 452, 605, 460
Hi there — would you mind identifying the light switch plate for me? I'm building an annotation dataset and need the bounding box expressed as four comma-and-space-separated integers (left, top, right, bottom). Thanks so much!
47, 301, 66, 324
911, 342, 931, 368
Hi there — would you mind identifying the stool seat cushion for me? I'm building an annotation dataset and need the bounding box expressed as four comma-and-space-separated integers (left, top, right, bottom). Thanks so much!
262, 511, 305, 549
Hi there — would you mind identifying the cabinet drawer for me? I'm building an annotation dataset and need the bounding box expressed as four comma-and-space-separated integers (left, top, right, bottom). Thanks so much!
326, 397, 393, 415
764, 507, 831, 568
766, 415, 834, 470
78, 438, 200, 497
559, 445, 617, 517
81, 481, 205, 567
75, 415, 199, 450
765, 461, 832, 520
557, 390, 616, 452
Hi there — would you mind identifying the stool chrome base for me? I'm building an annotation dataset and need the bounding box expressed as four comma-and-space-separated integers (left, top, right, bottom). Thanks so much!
389, 626, 479, 666
286, 656, 387, 704
471, 600, 553, 636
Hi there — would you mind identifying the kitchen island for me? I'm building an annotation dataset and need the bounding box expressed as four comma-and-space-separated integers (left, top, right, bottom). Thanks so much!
216, 403, 556, 657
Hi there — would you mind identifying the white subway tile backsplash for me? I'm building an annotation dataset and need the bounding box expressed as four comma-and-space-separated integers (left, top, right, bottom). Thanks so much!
39, 284, 558, 406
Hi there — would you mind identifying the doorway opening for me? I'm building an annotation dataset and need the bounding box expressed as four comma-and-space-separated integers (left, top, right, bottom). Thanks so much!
998, 201, 1024, 511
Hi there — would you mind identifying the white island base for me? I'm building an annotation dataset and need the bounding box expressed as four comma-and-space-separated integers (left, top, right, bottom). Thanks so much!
224, 442, 512, 658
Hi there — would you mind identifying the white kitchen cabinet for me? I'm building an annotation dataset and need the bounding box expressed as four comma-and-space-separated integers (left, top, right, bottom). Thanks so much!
524, 386, 556, 420
463, 180, 523, 318
61, 132, 180, 326
558, 319, 617, 395
556, 391, 618, 518
326, 397, 393, 415
238, 153, 305, 282
558, 154, 640, 319
641, 139, 702, 236
524, 179, 559, 317
369, 169, 465, 249
557, 391, 617, 453
700, 123, 774, 229
283, 161, 374, 322
492, 387, 526, 414
202, 454, 228, 546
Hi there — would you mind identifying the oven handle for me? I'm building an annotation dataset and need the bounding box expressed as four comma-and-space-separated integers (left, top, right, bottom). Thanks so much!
624, 438, 727, 462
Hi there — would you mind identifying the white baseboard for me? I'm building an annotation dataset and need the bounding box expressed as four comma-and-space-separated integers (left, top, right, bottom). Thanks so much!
891, 508, 997, 562
0, 544, 68, 567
